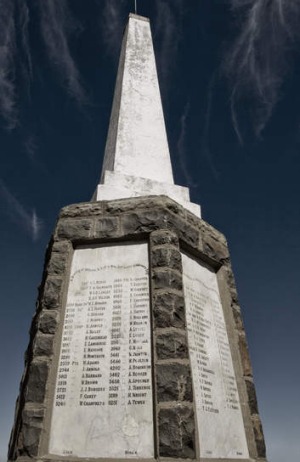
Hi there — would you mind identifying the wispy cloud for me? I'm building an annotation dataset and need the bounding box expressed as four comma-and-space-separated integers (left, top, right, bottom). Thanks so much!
18, 0, 32, 95
23, 133, 38, 162
201, 74, 220, 181
177, 102, 198, 188
224, 0, 300, 138
0, 180, 43, 241
0, 0, 87, 129
0, 0, 17, 129
100, 0, 125, 58
154, 0, 183, 83
38, 0, 86, 105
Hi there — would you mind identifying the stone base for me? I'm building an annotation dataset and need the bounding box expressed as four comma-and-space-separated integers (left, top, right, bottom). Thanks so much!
8, 195, 266, 462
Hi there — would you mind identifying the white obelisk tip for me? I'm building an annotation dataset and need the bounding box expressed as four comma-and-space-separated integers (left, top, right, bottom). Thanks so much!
101, 15, 174, 184
94, 15, 201, 217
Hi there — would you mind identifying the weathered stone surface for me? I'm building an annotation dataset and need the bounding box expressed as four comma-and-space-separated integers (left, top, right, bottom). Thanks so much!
22, 407, 44, 457
153, 291, 186, 328
94, 217, 120, 238
159, 406, 195, 458
25, 361, 49, 403
47, 252, 68, 276
200, 222, 228, 262
51, 240, 72, 254
164, 200, 187, 220
239, 333, 253, 377
156, 363, 193, 402
252, 414, 266, 458
38, 310, 59, 334
33, 333, 54, 357
232, 302, 244, 332
42, 278, 63, 309
105, 196, 166, 214
245, 378, 259, 415
156, 330, 188, 359
8, 195, 266, 462
167, 213, 200, 248
152, 268, 182, 291
60, 202, 104, 217
121, 209, 167, 234
151, 247, 182, 272
150, 230, 179, 247
56, 219, 93, 240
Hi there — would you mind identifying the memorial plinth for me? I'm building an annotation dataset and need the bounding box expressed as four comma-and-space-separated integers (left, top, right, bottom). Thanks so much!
8, 196, 266, 462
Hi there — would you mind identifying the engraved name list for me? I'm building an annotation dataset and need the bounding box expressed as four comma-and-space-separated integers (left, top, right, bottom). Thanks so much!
49, 243, 154, 459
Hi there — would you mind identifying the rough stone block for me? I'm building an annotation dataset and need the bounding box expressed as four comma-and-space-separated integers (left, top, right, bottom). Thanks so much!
94, 217, 120, 238
151, 247, 182, 272
33, 333, 54, 357
200, 223, 229, 262
238, 333, 253, 377
252, 414, 266, 458
164, 200, 187, 220
38, 310, 59, 334
22, 407, 44, 457
156, 363, 193, 402
156, 330, 188, 359
232, 302, 244, 332
159, 406, 195, 458
60, 202, 103, 217
42, 278, 63, 309
105, 196, 165, 214
47, 252, 68, 276
152, 268, 182, 291
25, 360, 49, 403
56, 218, 93, 240
167, 214, 200, 248
245, 378, 259, 415
153, 291, 186, 328
150, 230, 179, 247
51, 240, 72, 254
121, 210, 167, 235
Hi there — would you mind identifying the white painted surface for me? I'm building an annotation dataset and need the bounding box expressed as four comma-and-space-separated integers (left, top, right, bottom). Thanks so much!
182, 253, 249, 459
49, 243, 154, 459
95, 14, 201, 218
101, 14, 173, 184
94, 171, 201, 217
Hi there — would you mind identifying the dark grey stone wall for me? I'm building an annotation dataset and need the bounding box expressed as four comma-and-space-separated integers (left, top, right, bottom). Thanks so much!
8, 195, 266, 462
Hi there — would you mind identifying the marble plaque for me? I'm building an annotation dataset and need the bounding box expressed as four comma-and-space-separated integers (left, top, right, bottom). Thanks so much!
49, 243, 154, 458
182, 253, 249, 459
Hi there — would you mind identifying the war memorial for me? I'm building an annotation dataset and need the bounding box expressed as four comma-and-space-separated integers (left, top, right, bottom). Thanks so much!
8, 13, 267, 462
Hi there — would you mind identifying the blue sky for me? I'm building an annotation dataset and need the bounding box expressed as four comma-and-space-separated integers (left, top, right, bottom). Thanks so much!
1, 1, 300, 461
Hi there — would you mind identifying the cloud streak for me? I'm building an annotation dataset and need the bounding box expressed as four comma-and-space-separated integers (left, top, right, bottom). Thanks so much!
177, 102, 198, 188
201, 74, 220, 181
38, 0, 86, 105
0, 0, 87, 128
100, 0, 125, 58
154, 0, 183, 83
0, 0, 17, 129
0, 180, 43, 241
224, 0, 300, 138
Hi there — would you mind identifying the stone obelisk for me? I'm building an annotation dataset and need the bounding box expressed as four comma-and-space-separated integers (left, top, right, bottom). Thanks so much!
8, 14, 266, 462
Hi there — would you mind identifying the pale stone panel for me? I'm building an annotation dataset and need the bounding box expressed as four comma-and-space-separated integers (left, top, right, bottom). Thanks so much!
49, 243, 154, 459
182, 253, 249, 459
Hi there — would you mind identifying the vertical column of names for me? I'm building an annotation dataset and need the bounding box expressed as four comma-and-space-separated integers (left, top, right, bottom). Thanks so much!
49, 244, 154, 459
182, 253, 249, 459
